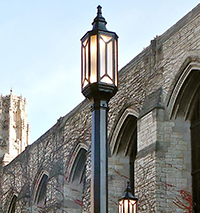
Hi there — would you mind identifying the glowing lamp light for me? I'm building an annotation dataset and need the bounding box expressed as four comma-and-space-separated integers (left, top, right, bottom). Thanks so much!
81, 5, 118, 102
119, 182, 138, 213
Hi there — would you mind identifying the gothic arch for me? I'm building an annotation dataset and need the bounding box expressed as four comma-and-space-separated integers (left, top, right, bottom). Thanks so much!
109, 108, 138, 155
109, 108, 138, 192
167, 58, 200, 211
64, 144, 88, 210
167, 56, 200, 119
69, 147, 87, 183
33, 171, 49, 207
67, 143, 88, 183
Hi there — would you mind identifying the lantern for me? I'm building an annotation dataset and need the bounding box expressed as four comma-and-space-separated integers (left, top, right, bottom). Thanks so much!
119, 182, 138, 213
81, 5, 118, 102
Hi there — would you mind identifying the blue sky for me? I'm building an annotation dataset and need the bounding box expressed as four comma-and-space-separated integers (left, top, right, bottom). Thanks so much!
0, 1, 199, 142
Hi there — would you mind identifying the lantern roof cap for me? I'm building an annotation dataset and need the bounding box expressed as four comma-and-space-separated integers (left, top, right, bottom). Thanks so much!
121, 181, 138, 201
92, 5, 107, 31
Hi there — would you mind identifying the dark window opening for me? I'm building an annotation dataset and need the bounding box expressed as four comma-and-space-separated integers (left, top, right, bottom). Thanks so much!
114, 114, 137, 194
34, 174, 48, 207
70, 148, 87, 183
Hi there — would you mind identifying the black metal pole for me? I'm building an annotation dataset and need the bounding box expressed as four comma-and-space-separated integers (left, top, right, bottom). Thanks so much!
91, 99, 108, 213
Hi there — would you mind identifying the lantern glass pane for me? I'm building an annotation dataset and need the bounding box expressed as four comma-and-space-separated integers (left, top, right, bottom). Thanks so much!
83, 38, 88, 46
119, 200, 123, 213
85, 41, 89, 81
82, 45, 85, 85
130, 200, 136, 205
130, 199, 137, 213
100, 34, 113, 84
83, 79, 89, 88
107, 40, 113, 79
100, 37, 106, 78
134, 204, 137, 213
115, 39, 118, 86
101, 34, 112, 43
82, 37, 89, 88
129, 200, 133, 213
90, 35, 97, 83
124, 199, 129, 213
101, 76, 113, 84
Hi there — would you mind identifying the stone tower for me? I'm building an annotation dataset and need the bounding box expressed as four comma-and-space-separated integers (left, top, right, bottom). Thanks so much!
0, 90, 30, 165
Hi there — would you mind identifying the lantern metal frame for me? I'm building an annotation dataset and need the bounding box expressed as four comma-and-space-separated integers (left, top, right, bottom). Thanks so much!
81, 5, 118, 102
119, 182, 138, 213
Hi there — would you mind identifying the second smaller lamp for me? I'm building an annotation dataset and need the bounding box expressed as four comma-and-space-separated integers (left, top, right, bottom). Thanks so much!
119, 182, 138, 213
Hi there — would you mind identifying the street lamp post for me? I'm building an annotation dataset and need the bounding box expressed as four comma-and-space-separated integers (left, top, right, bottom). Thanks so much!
81, 5, 118, 213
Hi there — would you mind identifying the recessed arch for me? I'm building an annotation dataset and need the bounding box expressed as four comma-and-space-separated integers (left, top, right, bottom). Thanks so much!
64, 144, 88, 210
69, 148, 87, 183
167, 57, 200, 119
34, 171, 49, 207
66, 143, 88, 183
167, 57, 200, 211
109, 108, 138, 193
110, 108, 138, 155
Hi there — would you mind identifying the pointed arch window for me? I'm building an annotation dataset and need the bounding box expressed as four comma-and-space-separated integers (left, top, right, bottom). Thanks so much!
70, 148, 87, 183
34, 173, 48, 207
66, 147, 87, 210
111, 112, 137, 194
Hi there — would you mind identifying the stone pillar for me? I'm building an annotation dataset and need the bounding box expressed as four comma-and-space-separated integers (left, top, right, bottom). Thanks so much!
136, 109, 157, 212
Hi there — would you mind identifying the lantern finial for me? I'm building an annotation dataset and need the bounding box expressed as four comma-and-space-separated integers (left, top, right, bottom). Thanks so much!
92, 5, 107, 31
122, 181, 136, 199
97, 5, 102, 16
126, 181, 131, 191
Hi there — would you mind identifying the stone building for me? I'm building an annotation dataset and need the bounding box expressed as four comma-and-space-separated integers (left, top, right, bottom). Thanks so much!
1, 3, 200, 213
0, 90, 30, 166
